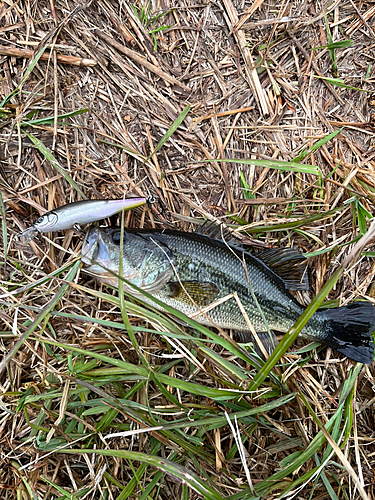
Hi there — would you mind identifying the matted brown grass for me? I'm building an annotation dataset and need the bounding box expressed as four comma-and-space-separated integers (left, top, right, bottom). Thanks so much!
1, 0, 375, 499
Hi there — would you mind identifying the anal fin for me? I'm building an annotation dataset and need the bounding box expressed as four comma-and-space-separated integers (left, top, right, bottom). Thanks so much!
234, 330, 279, 360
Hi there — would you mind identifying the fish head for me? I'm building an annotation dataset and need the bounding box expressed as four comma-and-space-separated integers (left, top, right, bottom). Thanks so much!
81, 226, 173, 293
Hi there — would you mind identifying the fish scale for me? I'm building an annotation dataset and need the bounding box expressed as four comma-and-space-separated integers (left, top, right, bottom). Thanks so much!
155, 233, 303, 333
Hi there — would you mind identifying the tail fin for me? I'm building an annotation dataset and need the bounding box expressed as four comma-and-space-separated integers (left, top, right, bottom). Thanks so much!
322, 303, 375, 364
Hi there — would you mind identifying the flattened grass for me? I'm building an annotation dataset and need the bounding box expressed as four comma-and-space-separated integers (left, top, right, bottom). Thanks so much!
1, 1, 375, 499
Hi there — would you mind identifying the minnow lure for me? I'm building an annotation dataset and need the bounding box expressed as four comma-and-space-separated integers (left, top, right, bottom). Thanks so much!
16, 197, 146, 244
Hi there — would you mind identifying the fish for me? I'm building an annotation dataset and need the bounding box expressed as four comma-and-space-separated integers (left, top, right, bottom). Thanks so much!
81, 225, 375, 364
15, 198, 146, 243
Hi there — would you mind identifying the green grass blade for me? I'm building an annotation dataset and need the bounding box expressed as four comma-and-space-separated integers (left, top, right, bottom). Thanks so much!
139, 471, 164, 500
111, 441, 162, 500
0, 45, 48, 107
0, 260, 77, 299
34, 339, 250, 400
118, 209, 149, 368
58, 449, 225, 500
239, 171, 256, 200
41, 476, 82, 499
0, 260, 80, 377
323, 12, 337, 76
293, 129, 342, 162
252, 364, 363, 497
203, 158, 320, 175
146, 104, 190, 161
247, 263, 349, 392
312, 76, 373, 92
298, 391, 369, 500
0, 188, 7, 267
240, 205, 346, 233
23, 132, 87, 199
312, 40, 353, 50
314, 454, 340, 500
21, 108, 89, 126
96, 139, 147, 161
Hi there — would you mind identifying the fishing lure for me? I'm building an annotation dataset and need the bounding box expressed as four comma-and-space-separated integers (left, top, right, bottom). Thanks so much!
16, 197, 146, 244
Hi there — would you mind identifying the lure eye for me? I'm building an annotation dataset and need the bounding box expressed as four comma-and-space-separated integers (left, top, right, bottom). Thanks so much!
35, 216, 45, 225
112, 230, 126, 245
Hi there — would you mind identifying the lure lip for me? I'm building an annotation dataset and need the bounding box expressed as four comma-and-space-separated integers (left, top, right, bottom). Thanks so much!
14, 226, 40, 244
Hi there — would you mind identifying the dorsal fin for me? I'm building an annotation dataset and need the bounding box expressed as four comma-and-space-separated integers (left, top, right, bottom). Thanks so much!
195, 220, 246, 251
255, 248, 309, 291
195, 220, 231, 240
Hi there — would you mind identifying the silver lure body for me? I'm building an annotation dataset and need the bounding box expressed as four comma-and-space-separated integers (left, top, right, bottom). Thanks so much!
16, 198, 146, 243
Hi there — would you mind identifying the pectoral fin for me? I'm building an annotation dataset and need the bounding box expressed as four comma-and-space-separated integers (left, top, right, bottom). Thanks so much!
165, 281, 219, 307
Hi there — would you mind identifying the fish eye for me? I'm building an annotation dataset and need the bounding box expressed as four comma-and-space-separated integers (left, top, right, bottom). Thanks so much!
35, 216, 45, 224
112, 230, 126, 245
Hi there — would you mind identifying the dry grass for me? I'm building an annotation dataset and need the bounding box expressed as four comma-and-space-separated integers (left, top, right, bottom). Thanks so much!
1, 0, 375, 499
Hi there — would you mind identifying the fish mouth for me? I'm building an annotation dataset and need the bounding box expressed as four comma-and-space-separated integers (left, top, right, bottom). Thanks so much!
81, 226, 101, 265
81, 226, 119, 285
81, 226, 113, 270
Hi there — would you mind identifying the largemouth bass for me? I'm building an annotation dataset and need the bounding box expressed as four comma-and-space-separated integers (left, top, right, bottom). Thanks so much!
81, 226, 375, 364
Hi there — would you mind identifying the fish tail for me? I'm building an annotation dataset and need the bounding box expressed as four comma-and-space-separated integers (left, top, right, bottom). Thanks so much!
319, 302, 375, 364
